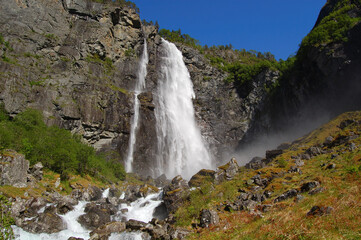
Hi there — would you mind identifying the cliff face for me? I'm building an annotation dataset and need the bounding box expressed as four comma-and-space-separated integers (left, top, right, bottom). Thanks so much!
242, 0, 361, 144
1, 0, 359, 177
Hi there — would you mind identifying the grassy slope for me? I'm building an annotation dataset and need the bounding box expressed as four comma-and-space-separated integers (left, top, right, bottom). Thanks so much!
180, 111, 361, 240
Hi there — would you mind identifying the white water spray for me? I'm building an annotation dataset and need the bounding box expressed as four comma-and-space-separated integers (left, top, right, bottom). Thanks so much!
154, 39, 213, 179
126, 39, 149, 172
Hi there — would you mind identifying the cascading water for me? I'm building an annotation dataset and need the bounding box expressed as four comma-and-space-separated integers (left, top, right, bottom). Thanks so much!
125, 39, 149, 172
154, 39, 213, 179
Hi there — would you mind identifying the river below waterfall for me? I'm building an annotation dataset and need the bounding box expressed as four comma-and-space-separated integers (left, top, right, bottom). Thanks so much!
12, 189, 163, 240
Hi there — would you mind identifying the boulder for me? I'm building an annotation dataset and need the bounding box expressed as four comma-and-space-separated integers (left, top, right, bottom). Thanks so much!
245, 157, 267, 170
0, 150, 29, 188
307, 206, 333, 216
274, 189, 298, 203
266, 149, 283, 160
21, 206, 66, 234
199, 209, 219, 228
188, 169, 215, 187
215, 158, 239, 184
125, 219, 147, 231
83, 186, 103, 201
89, 221, 126, 240
305, 147, 322, 157
163, 175, 189, 214
28, 162, 44, 181
300, 181, 320, 193
154, 174, 170, 188
78, 203, 116, 230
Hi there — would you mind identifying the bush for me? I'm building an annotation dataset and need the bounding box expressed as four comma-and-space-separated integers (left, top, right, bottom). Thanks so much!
0, 195, 14, 240
0, 108, 125, 182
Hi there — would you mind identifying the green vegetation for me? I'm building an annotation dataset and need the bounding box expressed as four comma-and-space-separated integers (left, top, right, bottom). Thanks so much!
300, 0, 361, 50
0, 106, 125, 183
0, 194, 14, 240
159, 29, 202, 50
179, 111, 361, 239
85, 53, 114, 75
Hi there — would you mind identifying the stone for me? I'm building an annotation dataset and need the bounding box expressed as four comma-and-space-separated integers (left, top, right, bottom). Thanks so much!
323, 136, 334, 146
266, 149, 283, 160
305, 147, 322, 157
326, 163, 336, 169
54, 178, 61, 189
199, 209, 219, 228
28, 162, 44, 181
295, 195, 304, 203
83, 186, 103, 201
300, 181, 320, 193
214, 158, 239, 183
0, 150, 29, 188
89, 221, 126, 240
125, 219, 147, 231
163, 175, 189, 214
68, 237, 84, 240
307, 206, 333, 216
189, 169, 215, 187
56, 200, 75, 215
245, 157, 267, 170
274, 189, 298, 203
78, 203, 116, 230
21, 206, 66, 234
308, 187, 325, 195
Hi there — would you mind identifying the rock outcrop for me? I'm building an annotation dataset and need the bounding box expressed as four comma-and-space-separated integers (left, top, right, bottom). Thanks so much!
0, 150, 29, 188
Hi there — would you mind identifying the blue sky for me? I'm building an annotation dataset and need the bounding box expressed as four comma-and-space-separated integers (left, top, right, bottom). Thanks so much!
131, 0, 326, 60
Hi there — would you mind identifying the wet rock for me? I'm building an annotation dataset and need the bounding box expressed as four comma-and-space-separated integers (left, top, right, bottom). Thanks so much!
89, 221, 126, 240
214, 158, 239, 183
307, 206, 333, 216
300, 181, 320, 193
199, 209, 219, 228
125, 219, 147, 231
28, 162, 44, 181
0, 150, 29, 188
83, 186, 103, 201
274, 189, 298, 203
56, 200, 75, 215
153, 202, 168, 221
139, 184, 159, 198
154, 174, 170, 188
189, 169, 216, 187
124, 185, 142, 202
21, 206, 66, 234
78, 203, 116, 230
163, 175, 189, 214
68, 237, 84, 240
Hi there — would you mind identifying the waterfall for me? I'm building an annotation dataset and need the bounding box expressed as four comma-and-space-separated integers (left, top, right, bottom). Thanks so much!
125, 39, 149, 173
154, 39, 213, 179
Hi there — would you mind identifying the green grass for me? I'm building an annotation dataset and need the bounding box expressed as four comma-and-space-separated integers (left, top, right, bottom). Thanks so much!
0, 106, 125, 183
85, 53, 114, 75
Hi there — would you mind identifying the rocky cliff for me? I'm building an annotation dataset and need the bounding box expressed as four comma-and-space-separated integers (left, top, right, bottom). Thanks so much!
243, 0, 361, 143
1, 0, 360, 177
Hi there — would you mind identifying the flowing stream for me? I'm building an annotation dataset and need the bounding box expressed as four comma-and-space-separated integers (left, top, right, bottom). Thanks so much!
125, 39, 149, 173
13, 190, 162, 240
154, 39, 213, 179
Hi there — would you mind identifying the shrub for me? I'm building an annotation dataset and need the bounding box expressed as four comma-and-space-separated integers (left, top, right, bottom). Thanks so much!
0, 108, 125, 182
0, 195, 14, 240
